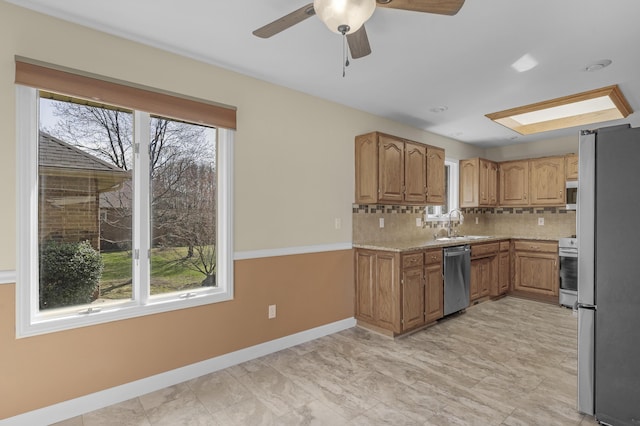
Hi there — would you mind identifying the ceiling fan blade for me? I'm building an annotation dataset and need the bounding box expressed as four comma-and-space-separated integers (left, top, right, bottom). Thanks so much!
347, 26, 372, 59
253, 3, 316, 38
376, 0, 465, 16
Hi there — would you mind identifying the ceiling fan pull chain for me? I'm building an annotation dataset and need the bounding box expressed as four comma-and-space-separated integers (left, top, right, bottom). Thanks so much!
339, 24, 350, 77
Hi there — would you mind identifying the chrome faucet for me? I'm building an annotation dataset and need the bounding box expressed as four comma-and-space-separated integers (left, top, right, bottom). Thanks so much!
447, 208, 464, 237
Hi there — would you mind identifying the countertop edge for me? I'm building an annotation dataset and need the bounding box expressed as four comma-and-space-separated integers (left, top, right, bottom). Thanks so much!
353, 235, 562, 252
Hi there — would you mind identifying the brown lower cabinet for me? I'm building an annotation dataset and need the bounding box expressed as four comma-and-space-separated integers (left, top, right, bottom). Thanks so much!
470, 240, 511, 302
470, 242, 499, 302
355, 247, 443, 336
513, 240, 559, 299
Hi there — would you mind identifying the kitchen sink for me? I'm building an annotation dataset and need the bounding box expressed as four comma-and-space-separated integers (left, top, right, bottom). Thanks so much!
436, 235, 490, 241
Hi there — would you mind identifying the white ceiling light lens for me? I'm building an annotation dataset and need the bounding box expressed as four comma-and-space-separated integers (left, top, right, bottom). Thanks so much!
313, 0, 376, 34
511, 53, 538, 73
511, 96, 616, 125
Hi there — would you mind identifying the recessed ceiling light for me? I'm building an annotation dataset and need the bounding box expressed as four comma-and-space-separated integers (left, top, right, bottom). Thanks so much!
485, 85, 632, 135
584, 59, 612, 72
430, 105, 448, 113
511, 53, 538, 73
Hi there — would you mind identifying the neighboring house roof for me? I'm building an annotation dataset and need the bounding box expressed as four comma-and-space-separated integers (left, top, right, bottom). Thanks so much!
39, 131, 131, 192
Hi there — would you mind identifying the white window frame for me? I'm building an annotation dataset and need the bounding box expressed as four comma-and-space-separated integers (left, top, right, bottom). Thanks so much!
426, 158, 459, 221
16, 85, 234, 338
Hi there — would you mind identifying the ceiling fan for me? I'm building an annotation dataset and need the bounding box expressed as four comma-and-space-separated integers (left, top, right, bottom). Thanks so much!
253, 0, 465, 60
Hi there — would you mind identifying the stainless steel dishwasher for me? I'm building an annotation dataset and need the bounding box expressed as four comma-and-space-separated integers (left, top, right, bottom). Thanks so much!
443, 245, 471, 316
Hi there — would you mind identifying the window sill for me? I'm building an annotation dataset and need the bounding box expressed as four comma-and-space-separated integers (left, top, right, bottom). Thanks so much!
18, 289, 233, 338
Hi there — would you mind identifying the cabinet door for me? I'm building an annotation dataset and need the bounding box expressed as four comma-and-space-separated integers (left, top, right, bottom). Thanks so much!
497, 250, 510, 295
514, 252, 558, 296
355, 133, 379, 204
376, 252, 401, 332
479, 159, 492, 205
530, 157, 565, 206
566, 154, 578, 181
488, 161, 498, 205
425, 262, 444, 323
499, 160, 529, 205
355, 250, 376, 323
470, 259, 480, 301
459, 158, 479, 208
426, 147, 446, 204
405, 142, 427, 204
378, 135, 405, 203
402, 267, 425, 330
479, 257, 492, 297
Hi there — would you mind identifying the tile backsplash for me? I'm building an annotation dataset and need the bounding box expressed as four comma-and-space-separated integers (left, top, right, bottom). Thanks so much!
353, 204, 576, 244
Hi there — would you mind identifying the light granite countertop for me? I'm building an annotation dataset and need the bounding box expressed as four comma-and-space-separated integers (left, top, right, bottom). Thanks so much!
353, 235, 563, 252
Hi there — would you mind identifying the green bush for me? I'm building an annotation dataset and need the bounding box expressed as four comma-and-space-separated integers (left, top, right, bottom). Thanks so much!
39, 240, 104, 310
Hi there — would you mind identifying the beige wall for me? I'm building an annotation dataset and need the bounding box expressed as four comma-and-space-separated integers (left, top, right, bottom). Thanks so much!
0, 2, 483, 419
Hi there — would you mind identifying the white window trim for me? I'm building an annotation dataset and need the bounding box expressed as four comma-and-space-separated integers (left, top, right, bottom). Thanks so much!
425, 158, 459, 221
16, 85, 234, 338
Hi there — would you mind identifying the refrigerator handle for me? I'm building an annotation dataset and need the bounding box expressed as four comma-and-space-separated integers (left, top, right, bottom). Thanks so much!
577, 303, 596, 310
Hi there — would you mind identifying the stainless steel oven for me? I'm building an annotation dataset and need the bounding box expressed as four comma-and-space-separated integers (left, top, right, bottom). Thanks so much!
559, 237, 578, 307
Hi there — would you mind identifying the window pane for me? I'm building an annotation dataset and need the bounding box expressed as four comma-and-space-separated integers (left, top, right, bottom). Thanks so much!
38, 96, 133, 310
149, 117, 217, 296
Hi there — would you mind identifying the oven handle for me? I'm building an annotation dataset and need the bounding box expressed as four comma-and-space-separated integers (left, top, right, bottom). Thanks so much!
559, 248, 578, 258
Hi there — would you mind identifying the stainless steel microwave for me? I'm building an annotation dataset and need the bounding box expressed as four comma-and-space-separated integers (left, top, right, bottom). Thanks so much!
566, 180, 578, 210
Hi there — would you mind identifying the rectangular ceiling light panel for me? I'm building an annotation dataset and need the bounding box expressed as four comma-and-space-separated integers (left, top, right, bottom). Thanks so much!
486, 85, 633, 135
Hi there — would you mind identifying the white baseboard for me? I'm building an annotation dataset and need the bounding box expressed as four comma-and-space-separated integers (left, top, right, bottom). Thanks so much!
2, 317, 356, 426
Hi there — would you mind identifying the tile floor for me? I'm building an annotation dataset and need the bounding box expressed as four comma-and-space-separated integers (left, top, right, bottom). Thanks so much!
53, 297, 599, 425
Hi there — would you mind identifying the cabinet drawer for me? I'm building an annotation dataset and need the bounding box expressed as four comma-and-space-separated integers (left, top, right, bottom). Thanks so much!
499, 240, 510, 251
402, 252, 424, 268
425, 249, 443, 265
514, 240, 557, 253
471, 242, 499, 258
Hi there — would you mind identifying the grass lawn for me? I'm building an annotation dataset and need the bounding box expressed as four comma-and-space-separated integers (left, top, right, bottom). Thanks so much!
100, 247, 212, 299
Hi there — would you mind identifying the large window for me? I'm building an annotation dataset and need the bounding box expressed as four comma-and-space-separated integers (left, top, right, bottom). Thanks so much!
16, 77, 234, 337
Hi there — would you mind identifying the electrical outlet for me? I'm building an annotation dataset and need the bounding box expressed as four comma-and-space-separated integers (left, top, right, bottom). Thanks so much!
416, 217, 422, 227
475, 217, 479, 225
379, 218, 385, 228
334, 217, 341, 230
538, 217, 544, 226
268, 304, 276, 319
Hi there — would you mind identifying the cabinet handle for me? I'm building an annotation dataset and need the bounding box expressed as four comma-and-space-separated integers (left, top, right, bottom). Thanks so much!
524, 193, 527, 199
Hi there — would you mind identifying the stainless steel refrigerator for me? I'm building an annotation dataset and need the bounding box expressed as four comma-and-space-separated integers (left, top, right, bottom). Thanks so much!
577, 124, 640, 425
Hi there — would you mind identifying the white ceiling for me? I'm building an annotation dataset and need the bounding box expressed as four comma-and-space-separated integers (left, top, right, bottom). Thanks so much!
8, 0, 640, 147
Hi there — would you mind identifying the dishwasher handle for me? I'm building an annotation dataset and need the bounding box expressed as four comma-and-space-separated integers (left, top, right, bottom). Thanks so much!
444, 245, 470, 256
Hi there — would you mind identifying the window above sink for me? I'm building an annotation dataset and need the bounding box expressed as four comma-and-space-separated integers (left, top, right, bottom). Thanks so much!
426, 159, 459, 222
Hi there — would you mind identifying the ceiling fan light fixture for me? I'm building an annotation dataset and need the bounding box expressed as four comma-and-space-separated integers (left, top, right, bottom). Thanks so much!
313, 0, 376, 34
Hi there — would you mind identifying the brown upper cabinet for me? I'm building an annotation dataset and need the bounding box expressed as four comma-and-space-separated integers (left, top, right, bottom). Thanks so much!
565, 153, 579, 180
476, 157, 567, 207
499, 160, 529, 206
355, 131, 445, 205
459, 158, 498, 207
529, 156, 565, 205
